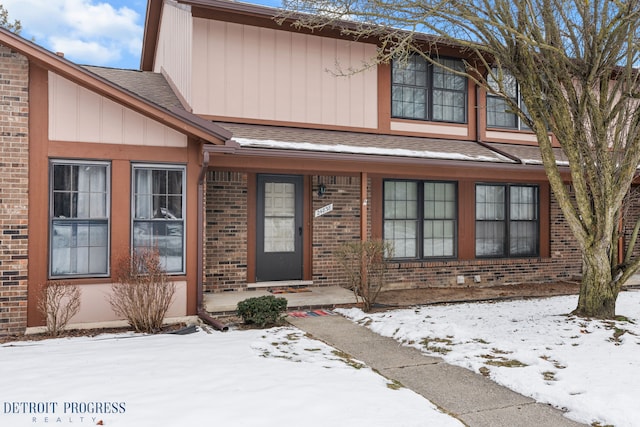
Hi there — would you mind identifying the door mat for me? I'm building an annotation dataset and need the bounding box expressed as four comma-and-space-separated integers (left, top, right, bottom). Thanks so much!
288, 309, 336, 318
269, 287, 312, 294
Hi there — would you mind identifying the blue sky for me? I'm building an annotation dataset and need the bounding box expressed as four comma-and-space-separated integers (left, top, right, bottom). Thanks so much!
2, 0, 282, 69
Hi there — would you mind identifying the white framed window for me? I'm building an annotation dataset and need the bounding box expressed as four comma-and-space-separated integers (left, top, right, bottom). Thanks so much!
49, 160, 110, 278
132, 164, 186, 274
392, 56, 467, 123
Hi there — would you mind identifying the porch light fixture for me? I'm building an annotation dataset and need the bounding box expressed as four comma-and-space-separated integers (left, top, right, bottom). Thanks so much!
317, 183, 327, 197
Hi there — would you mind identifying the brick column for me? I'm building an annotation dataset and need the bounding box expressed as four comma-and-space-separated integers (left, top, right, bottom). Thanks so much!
0, 45, 29, 337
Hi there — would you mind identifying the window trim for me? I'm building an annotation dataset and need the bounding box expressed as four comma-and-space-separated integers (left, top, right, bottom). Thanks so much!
383, 179, 458, 260
391, 55, 468, 124
131, 163, 187, 275
475, 183, 540, 258
49, 159, 111, 279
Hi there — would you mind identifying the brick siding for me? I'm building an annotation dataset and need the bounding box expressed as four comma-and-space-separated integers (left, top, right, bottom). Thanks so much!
203, 173, 584, 292
204, 171, 248, 292
383, 187, 582, 289
311, 176, 365, 286
0, 46, 28, 337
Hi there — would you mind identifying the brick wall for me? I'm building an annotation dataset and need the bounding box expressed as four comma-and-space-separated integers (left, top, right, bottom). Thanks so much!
0, 46, 29, 337
382, 187, 583, 289
311, 175, 365, 286
204, 171, 247, 292
203, 173, 584, 293
622, 185, 640, 264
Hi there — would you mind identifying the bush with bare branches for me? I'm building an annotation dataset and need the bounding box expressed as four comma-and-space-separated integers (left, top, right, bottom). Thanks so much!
37, 281, 81, 337
335, 240, 393, 312
109, 250, 175, 333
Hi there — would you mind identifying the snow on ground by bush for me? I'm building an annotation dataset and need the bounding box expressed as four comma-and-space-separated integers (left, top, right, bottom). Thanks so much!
338, 290, 640, 427
0, 326, 462, 427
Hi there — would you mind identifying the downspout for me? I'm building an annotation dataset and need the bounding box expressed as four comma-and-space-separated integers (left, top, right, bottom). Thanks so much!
196, 150, 228, 331
473, 84, 523, 164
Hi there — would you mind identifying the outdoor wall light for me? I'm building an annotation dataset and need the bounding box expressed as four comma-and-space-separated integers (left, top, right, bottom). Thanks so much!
317, 183, 327, 197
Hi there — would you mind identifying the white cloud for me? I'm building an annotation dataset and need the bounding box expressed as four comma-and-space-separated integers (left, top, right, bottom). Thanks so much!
49, 36, 122, 65
2, 0, 143, 67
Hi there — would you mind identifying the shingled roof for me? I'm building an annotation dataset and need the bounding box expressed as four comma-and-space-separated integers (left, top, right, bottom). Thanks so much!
82, 66, 185, 112
214, 122, 516, 163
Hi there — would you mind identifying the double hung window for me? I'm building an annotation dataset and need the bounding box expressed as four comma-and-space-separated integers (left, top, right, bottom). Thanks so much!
384, 180, 457, 259
132, 165, 185, 274
392, 56, 467, 123
475, 184, 539, 257
50, 160, 110, 277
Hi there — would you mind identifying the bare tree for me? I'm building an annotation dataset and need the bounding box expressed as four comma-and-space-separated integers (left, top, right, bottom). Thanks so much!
0, 4, 21, 34
283, 0, 640, 318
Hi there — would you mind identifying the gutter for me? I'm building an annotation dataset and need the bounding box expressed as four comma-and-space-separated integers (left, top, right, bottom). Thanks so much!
196, 150, 228, 332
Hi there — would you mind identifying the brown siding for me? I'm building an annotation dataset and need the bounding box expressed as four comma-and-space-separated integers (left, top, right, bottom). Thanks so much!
0, 46, 29, 337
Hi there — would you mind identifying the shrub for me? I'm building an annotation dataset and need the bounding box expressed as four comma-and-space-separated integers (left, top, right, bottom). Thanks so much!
37, 281, 81, 337
335, 240, 393, 312
109, 250, 175, 333
236, 295, 288, 328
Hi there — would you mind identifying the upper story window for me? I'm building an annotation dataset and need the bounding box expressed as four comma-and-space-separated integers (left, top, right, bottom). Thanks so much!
486, 69, 530, 130
475, 184, 539, 257
50, 160, 110, 278
132, 164, 186, 274
392, 56, 467, 123
384, 180, 457, 259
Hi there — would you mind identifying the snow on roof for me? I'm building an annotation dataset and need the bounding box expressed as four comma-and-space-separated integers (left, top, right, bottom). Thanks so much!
232, 137, 514, 163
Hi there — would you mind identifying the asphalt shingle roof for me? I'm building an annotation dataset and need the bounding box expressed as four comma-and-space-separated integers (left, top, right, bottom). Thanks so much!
82, 65, 185, 111
215, 122, 516, 163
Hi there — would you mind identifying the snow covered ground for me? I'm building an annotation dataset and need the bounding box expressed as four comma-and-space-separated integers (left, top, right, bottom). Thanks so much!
0, 324, 462, 427
3, 291, 639, 427
339, 290, 640, 427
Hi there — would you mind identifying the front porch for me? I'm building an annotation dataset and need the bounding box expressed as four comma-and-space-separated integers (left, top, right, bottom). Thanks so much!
203, 284, 356, 314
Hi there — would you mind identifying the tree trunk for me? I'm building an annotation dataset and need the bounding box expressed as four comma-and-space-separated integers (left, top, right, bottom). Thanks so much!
574, 244, 619, 318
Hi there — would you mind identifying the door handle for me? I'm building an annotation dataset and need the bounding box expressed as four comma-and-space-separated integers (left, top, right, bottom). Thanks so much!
298, 226, 302, 236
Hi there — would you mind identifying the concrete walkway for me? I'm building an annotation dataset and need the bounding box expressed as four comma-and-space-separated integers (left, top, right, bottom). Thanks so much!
287, 314, 587, 427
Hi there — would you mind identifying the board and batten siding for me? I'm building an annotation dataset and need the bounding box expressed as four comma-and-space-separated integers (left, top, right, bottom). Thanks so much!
192, 18, 378, 129
154, 1, 192, 106
48, 72, 187, 147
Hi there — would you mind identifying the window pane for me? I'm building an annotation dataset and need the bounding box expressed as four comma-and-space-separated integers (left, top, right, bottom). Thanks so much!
133, 166, 185, 273
476, 185, 505, 220
133, 221, 184, 273
476, 221, 505, 256
51, 221, 108, 275
487, 96, 518, 128
510, 186, 537, 220
424, 219, 455, 257
510, 221, 538, 256
384, 220, 417, 258
50, 161, 109, 277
